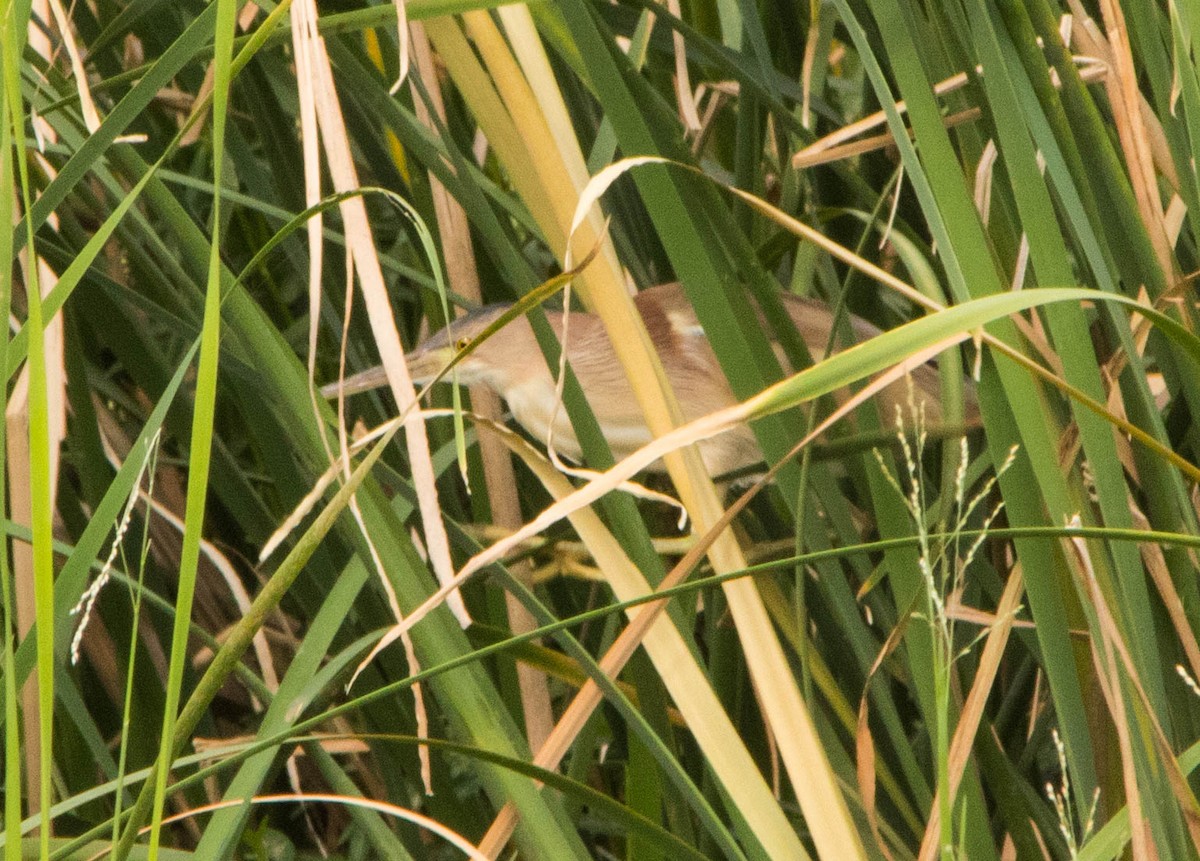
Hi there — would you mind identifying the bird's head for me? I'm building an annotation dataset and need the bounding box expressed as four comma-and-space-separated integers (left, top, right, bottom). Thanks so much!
407, 303, 534, 391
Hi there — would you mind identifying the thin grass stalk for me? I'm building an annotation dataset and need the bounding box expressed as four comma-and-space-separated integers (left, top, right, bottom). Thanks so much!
1091, 614, 1153, 858
0, 4, 20, 856
1165, 1, 1200, 236
141, 0, 238, 854
4, 2, 56, 853
110, 437, 160, 850
22, 0, 72, 834
494, 4, 618, 260
935, 645, 952, 857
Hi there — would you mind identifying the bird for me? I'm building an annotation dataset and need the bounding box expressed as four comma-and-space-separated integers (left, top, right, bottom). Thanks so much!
329, 282, 974, 477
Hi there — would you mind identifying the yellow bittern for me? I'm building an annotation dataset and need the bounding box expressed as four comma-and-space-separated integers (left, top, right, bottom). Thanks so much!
332, 282, 973, 476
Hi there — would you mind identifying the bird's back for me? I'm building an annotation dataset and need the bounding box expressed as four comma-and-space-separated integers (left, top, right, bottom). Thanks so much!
632, 282, 973, 430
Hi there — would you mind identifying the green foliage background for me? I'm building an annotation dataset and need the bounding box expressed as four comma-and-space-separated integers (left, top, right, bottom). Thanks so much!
5, 0, 1200, 858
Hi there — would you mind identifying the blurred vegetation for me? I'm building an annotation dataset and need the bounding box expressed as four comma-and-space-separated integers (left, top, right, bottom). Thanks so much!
5, 0, 1200, 859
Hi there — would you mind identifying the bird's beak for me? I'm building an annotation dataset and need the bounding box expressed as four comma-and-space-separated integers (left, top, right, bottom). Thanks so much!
318, 345, 456, 398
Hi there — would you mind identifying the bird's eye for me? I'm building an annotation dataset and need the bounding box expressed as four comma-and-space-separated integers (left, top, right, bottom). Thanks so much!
455, 337, 471, 351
